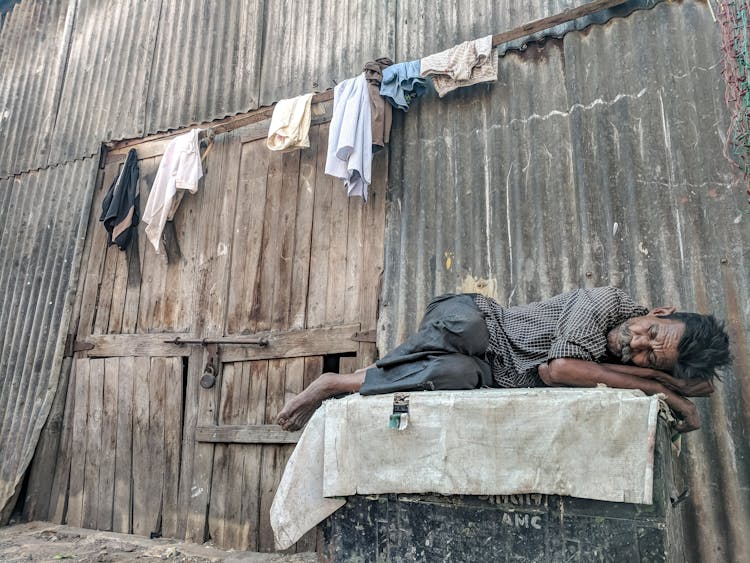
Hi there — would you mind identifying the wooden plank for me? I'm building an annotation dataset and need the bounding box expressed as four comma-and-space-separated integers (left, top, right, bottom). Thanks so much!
81, 358, 104, 529
81, 333, 194, 357
221, 324, 360, 363
306, 122, 334, 328
113, 356, 134, 534
195, 425, 301, 444
226, 140, 269, 334
208, 363, 233, 548
176, 348, 205, 540
258, 359, 287, 551
107, 246, 129, 333
147, 358, 167, 536
96, 357, 119, 531
289, 125, 319, 330
324, 155, 350, 326
271, 150, 301, 329
223, 361, 252, 549
65, 359, 89, 527
162, 357, 183, 539
78, 163, 121, 337
131, 356, 151, 536
48, 357, 76, 523
93, 244, 120, 335
357, 149, 388, 367
343, 197, 364, 326
241, 360, 268, 551
137, 156, 168, 333
254, 150, 283, 331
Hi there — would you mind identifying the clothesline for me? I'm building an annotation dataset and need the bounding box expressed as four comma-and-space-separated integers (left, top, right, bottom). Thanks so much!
107, 0, 627, 156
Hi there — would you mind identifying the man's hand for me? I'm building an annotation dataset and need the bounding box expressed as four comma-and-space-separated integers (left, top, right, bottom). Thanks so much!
650, 374, 714, 397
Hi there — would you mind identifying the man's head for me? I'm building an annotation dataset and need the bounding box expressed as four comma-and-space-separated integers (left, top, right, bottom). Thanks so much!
607, 308, 731, 380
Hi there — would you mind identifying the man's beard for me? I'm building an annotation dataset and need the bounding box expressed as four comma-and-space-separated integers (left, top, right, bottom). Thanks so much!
618, 325, 634, 364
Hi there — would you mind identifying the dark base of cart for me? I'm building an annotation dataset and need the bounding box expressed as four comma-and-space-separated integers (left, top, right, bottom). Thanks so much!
322, 422, 685, 562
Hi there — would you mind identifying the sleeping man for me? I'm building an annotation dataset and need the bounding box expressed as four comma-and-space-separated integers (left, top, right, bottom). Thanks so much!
277, 287, 731, 433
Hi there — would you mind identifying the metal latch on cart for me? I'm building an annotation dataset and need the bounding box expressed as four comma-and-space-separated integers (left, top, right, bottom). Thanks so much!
389, 393, 409, 430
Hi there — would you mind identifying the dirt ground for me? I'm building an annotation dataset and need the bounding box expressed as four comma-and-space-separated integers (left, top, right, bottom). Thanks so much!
0, 522, 319, 562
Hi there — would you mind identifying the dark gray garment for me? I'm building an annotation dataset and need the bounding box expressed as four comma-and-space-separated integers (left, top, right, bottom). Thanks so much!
360, 294, 493, 395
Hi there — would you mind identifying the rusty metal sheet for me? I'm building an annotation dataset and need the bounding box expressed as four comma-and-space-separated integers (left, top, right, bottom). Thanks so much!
0, 157, 98, 523
381, 3, 749, 561
0, 0, 75, 177
258, 0, 396, 106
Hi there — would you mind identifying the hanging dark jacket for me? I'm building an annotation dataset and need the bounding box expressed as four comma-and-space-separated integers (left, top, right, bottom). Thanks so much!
100, 148, 140, 250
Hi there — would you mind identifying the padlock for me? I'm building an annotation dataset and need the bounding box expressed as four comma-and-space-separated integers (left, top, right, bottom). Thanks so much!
200, 364, 216, 389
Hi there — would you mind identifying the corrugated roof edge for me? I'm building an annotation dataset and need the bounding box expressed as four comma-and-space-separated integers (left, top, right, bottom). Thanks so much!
497, 0, 666, 55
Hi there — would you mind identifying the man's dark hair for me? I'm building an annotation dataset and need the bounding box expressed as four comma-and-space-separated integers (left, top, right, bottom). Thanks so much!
664, 313, 732, 381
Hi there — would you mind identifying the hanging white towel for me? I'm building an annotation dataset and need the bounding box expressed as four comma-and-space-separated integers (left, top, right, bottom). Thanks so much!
420, 35, 498, 97
142, 129, 203, 253
325, 73, 372, 201
267, 93, 315, 151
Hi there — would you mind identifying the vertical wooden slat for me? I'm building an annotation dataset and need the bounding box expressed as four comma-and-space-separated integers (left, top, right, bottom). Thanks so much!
258, 359, 289, 551
66, 359, 89, 527
48, 357, 76, 523
208, 363, 233, 547
96, 357, 119, 530
113, 356, 134, 534
162, 357, 183, 539
131, 356, 151, 536
241, 360, 268, 551
271, 150, 301, 329
356, 151, 388, 367
289, 126, 319, 330
223, 361, 251, 549
226, 140, 269, 334
324, 164, 351, 326
307, 122, 334, 328
148, 358, 167, 534
82, 358, 103, 529
137, 156, 165, 333
108, 249, 129, 333
255, 150, 283, 331
93, 246, 119, 334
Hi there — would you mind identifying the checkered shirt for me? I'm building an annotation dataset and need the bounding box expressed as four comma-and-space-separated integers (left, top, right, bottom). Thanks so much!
472, 287, 649, 388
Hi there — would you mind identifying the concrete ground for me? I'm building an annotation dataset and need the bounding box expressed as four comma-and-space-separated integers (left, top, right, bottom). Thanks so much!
0, 522, 319, 562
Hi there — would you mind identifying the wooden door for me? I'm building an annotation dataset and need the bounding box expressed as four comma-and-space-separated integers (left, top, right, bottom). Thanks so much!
186, 121, 387, 552
51, 107, 386, 553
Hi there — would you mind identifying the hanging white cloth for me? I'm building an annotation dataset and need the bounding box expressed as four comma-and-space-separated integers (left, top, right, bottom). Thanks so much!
267, 93, 315, 151
142, 128, 203, 253
325, 73, 372, 201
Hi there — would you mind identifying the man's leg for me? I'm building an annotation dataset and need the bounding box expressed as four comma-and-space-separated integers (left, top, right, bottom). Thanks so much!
277, 365, 373, 431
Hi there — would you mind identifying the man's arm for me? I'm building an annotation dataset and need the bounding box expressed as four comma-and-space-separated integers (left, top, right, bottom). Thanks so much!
601, 363, 714, 397
538, 358, 701, 432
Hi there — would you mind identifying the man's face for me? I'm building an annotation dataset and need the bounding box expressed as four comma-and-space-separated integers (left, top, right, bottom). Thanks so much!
607, 315, 685, 372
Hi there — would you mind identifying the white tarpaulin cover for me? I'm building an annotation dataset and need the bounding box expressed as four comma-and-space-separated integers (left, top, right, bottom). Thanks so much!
271, 388, 661, 549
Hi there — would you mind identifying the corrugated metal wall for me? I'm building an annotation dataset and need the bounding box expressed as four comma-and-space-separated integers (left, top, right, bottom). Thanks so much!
0, 0, 746, 560
0, 157, 98, 522
382, 3, 750, 561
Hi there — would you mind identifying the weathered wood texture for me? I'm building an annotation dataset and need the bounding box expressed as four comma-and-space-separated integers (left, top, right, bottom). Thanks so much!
64, 357, 182, 536
50, 119, 386, 552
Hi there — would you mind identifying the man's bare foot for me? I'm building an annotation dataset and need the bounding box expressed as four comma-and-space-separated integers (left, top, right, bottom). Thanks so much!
276, 369, 369, 431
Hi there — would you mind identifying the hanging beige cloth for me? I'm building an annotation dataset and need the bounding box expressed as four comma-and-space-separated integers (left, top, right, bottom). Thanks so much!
420, 35, 498, 97
266, 93, 315, 151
